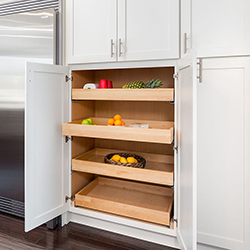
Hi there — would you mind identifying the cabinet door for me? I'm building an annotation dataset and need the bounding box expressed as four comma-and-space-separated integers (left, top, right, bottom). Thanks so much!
197, 57, 250, 250
25, 63, 70, 232
176, 52, 197, 250
181, 0, 191, 58
192, 0, 250, 58
118, 0, 179, 61
65, 0, 117, 64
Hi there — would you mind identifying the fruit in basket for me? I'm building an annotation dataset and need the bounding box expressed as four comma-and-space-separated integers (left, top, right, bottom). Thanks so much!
122, 80, 145, 89
121, 121, 125, 126
114, 120, 122, 126
107, 118, 115, 125
134, 159, 138, 163
122, 79, 162, 89
81, 119, 90, 125
114, 114, 122, 121
111, 154, 121, 162
120, 157, 128, 164
87, 118, 93, 125
127, 157, 136, 164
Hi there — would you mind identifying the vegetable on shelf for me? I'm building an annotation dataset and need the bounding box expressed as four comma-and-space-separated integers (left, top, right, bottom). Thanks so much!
122, 79, 163, 89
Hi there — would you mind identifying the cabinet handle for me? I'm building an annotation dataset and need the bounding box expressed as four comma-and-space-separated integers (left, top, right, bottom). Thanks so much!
119, 38, 122, 57
111, 39, 114, 57
184, 33, 187, 54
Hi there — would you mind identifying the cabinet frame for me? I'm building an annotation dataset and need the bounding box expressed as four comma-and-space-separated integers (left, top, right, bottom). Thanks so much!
25, 56, 197, 249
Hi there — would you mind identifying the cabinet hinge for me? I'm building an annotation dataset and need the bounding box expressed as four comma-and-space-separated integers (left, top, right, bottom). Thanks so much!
65, 75, 73, 82
65, 136, 73, 143
197, 58, 202, 83
173, 73, 178, 79
173, 218, 178, 227
173, 146, 178, 153
65, 195, 74, 203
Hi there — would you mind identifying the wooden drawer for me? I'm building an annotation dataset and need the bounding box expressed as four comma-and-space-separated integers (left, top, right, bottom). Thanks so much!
75, 177, 174, 226
72, 148, 174, 186
72, 88, 174, 102
62, 117, 174, 144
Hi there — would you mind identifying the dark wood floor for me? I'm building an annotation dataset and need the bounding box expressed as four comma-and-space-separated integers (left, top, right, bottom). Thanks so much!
0, 212, 177, 250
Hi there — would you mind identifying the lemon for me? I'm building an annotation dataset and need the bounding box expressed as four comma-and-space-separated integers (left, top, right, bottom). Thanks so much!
112, 154, 121, 162
120, 157, 127, 164
127, 157, 135, 164
134, 159, 138, 163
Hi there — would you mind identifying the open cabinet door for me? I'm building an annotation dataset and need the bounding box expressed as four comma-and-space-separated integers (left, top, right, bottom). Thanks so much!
176, 52, 197, 250
25, 63, 70, 232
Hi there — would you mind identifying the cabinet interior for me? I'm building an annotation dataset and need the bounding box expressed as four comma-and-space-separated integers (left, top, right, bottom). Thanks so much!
69, 67, 175, 227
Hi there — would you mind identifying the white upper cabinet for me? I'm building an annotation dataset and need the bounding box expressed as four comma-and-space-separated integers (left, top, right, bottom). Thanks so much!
117, 0, 179, 61
180, 0, 191, 58
65, 0, 117, 64
65, 0, 179, 64
192, 0, 250, 58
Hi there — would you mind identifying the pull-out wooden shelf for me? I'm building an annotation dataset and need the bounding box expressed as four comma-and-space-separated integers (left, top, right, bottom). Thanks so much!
75, 177, 174, 226
72, 88, 174, 101
72, 148, 174, 186
62, 117, 174, 144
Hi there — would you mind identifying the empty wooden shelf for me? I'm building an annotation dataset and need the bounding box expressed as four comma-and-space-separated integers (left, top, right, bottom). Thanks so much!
72, 148, 174, 186
72, 88, 174, 101
62, 117, 174, 144
75, 177, 174, 226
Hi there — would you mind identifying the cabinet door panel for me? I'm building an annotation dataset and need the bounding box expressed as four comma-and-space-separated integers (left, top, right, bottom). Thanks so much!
25, 63, 70, 232
118, 0, 179, 61
66, 0, 117, 64
176, 52, 197, 250
192, 0, 250, 57
197, 57, 250, 250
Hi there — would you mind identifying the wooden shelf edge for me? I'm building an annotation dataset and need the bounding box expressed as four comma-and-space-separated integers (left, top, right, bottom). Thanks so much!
72, 88, 174, 101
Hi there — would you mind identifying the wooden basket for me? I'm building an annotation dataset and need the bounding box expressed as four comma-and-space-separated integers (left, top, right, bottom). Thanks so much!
104, 153, 146, 168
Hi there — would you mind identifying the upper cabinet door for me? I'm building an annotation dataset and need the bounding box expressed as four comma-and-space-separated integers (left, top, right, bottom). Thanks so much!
176, 52, 197, 250
25, 63, 70, 232
192, 0, 250, 58
65, 0, 117, 64
181, 0, 191, 58
118, 0, 179, 62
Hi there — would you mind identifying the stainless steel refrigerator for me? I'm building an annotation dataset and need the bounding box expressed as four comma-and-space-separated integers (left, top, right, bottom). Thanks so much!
0, 7, 56, 217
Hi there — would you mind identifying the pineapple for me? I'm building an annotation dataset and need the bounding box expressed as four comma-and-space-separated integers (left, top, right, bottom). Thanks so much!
122, 79, 162, 89
145, 79, 163, 88
122, 80, 145, 89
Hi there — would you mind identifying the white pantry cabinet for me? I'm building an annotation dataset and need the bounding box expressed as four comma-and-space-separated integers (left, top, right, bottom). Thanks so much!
192, 0, 250, 58
25, 53, 197, 250
197, 57, 250, 250
65, 0, 179, 64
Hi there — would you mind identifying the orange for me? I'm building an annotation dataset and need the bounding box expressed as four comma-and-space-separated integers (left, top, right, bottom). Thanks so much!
114, 114, 122, 121
121, 121, 125, 126
107, 118, 114, 126
114, 120, 122, 126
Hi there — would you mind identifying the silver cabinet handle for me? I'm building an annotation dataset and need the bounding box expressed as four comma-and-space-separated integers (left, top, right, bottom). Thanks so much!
184, 33, 187, 54
119, 38, 122, 57
111, 39, 114, 57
